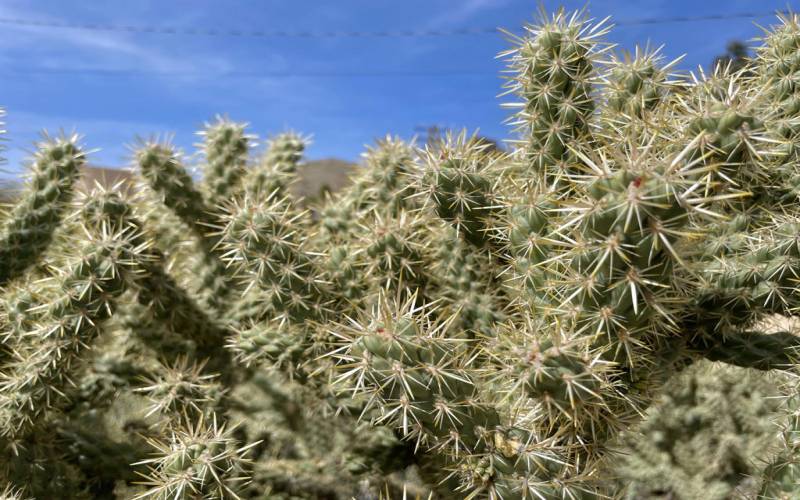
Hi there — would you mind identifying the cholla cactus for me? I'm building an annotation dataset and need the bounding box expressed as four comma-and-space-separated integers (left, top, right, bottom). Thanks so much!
0, 133, 85, 285
198, 116, 253, 209
244, 132, 307, 200
134, 413, 256, 500
4, 6, 800, 500
618, 361, 792, 499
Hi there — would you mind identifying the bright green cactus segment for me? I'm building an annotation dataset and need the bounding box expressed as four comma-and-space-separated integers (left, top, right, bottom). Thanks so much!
501, 6, 609, 191
419, 131, 504, 248
134, 413, 256, 500
245, 132, 307, 200
198, 117, 252, 209
0, 134, 84, 286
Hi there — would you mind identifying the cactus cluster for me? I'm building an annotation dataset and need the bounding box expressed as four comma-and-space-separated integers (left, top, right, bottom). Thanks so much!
2, 6, 800, 499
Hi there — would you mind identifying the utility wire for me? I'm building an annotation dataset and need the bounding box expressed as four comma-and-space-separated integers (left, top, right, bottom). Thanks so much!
1, 9, 791, 80
2, 67, 494, 78
0, 10, 790, 39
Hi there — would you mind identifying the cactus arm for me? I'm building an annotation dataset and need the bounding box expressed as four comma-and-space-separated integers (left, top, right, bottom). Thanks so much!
198, 117, 251, 209
420, 131, 505, 250
81, 190, 231, 371
502, 7, 609, 192
0, 225, 138, 439
331, 292, 601, 498
133, 412, 256, 499
0, 134, 85, 286
135, 140, 234, 313
244, 132, 306, 200
218, 194, 324, 325
135, 140, 213, 237
689, 330, 800, 370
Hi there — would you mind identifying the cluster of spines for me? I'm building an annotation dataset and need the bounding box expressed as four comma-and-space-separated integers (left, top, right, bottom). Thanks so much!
0, 134, 85, 286
501, 7, 610, 192
599, 46, 682, 144
199, 116, 253, 209
418, 131, 504, 248
133, 413, 256, 499
135, 140, 233, 313
244, 132, 306, 200
0, 211, 140, 439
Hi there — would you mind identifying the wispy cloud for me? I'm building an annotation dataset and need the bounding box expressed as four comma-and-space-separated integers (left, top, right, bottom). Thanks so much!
425, 0, 514, 28
1, 110, 179, 174
0, 2, 259, 80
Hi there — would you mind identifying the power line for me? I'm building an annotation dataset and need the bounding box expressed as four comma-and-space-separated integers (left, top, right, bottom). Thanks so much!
0, 10, 790, 40
1, 67, 494, 78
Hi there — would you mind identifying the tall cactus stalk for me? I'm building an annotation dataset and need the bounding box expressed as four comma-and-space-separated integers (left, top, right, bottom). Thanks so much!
0, 134, 84, 286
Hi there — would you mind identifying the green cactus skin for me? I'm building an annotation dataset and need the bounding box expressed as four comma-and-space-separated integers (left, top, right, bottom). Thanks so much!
332, 293, 606, 499
0, 134, 85, 286
245, 132, 307, 200
199, 117, 252, 209
429, 224, 502, 337
219, 194, 324, 325
135, 140, 233, 314
80, 190, 231, 371
0, 225, 138, 439
688, 330, 800, 370
501, 7, 608, 193
603, 47, 680, 120
136, 141, 213, 232
133, 413, 256, 500
420, 131, 505, 248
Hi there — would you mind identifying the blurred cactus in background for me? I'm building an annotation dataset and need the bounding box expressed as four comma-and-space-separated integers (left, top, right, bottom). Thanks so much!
3, 6, 800, 500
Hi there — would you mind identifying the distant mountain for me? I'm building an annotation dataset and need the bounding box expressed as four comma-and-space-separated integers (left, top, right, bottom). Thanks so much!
79, 165, 136, 194
0, 159, 358, 204
292, 158, 357, 202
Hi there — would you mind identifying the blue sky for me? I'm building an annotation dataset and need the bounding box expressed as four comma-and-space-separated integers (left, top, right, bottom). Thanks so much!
0, 0, 796, 176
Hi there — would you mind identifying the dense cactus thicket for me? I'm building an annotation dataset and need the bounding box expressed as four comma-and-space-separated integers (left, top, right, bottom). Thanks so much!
3, 7, 800, 499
